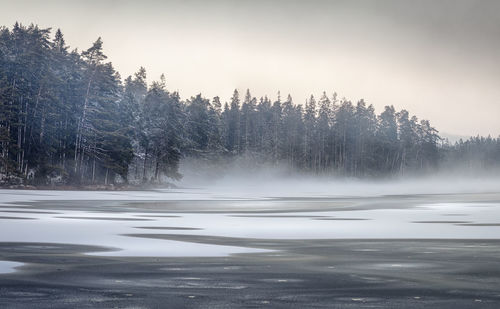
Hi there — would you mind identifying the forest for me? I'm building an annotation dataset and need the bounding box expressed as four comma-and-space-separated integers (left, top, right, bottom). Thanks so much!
0, 24, 499, 186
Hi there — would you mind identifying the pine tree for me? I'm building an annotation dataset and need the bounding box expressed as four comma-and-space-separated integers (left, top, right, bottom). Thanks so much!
225, 89, 240, 153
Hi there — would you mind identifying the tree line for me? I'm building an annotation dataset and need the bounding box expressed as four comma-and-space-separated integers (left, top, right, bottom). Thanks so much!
0, 24, 498, 185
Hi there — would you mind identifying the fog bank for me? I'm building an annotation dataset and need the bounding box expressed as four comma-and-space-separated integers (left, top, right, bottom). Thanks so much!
177, 158, 500, 198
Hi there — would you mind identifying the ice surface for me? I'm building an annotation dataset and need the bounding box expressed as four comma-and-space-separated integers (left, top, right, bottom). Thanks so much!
1, 186, 500, 258
0, 261, 23, 274
0, 210, 268, 257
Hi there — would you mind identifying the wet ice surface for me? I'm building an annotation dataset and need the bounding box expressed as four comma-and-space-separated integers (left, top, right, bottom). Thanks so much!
1, 188, 500, 260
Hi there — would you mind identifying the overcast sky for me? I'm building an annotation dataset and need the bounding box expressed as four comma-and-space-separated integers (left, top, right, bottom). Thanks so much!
2, 0, 500, 136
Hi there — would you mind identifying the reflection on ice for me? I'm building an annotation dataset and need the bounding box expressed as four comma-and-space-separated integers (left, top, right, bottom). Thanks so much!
0, 261, 23, 274
363, 263, 435, 270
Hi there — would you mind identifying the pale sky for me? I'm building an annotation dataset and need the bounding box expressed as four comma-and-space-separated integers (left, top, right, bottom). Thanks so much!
3, 0, 500, 136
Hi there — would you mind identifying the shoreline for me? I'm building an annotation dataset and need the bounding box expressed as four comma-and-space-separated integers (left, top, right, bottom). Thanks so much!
0, 183, 179, 191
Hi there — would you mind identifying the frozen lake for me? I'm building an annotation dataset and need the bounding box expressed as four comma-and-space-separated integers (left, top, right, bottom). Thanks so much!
1, 184, 500, 308
1, 186, 500, 257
